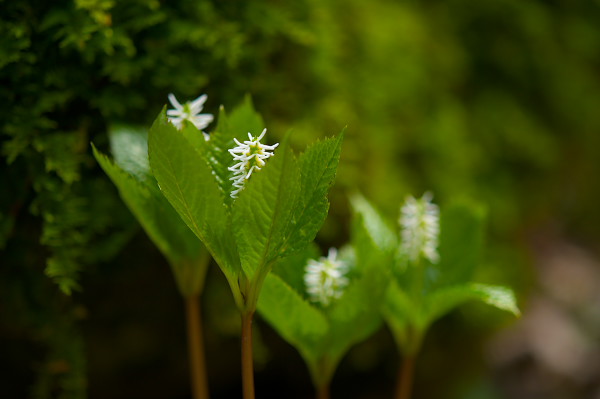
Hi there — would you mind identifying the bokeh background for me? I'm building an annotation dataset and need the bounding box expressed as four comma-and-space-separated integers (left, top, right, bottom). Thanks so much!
2, 0, 600, 398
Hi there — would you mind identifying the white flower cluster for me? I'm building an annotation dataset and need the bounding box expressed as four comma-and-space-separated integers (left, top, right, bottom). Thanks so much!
304, 248, 349, 306
228, 128, 279, 198
399, 192, 440, 264
167, 93, 214, 139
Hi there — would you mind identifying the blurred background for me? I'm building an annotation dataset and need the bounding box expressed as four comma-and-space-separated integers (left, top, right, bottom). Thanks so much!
2, 0, 600, 398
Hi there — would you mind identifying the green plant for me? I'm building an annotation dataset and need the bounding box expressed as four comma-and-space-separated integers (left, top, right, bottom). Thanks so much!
93, 123, 211, 398
351, 193, 519, 399
147, 97, 343, 398
257, 208, 389, 398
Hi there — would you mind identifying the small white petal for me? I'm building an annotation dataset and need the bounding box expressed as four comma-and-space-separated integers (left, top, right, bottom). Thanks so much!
168, 93, 183, 110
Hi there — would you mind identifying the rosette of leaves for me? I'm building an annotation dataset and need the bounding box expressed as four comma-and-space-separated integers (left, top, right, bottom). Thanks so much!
351, 194, 520, 399
147, 97, 344, 398
256, 202, 391, 399
92, 126, 211, 399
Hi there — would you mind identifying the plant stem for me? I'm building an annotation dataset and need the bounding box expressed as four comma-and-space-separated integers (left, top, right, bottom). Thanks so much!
185, 295, 209, 399
241, 311, 255, 399
396, 356, 415, 399
316, 383, 330, 399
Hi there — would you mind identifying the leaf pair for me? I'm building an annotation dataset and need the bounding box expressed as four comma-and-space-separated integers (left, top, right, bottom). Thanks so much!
148, 97, 344, 313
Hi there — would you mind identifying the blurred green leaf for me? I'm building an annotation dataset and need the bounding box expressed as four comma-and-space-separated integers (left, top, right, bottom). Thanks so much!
433, 200, 487, 289
350, 192, 398, 254
93, 125, 209, 296
422, 283, 520, 330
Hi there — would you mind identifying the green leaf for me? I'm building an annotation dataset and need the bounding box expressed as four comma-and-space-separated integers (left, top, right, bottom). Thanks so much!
232, 141, 300, 278
257, 273, 328, 351
326, 271, 385, 367
260, 210, 388, 389
434, 200, 486, 289
108, 124, 152, 184
93, 142, 207, 296
227, 95, 265, 135
180, 122, 209, 154
280, 131, 345, 257
271, 243, 321, 297
148, 110, 241, 285
422, 283, 520, 330
350, 193, 398, 255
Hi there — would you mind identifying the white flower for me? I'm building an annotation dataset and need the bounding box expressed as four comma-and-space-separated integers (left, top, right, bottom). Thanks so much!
167, 93, 214, 139
304, 248, 349, 306
227, 128, 279, 198
399, 192, 440, 264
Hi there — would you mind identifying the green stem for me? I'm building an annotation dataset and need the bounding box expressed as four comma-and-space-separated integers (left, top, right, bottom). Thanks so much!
396, 356, 415, 399
241, 311, 255, 399
185, 295, 209, 399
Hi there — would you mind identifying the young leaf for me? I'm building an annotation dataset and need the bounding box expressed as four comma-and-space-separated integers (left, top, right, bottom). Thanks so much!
232, 142, 300, 278
281, 131, 345, 257
148, 110, 241, 283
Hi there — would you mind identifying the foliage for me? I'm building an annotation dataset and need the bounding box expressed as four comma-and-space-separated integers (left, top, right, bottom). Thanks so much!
257, 206, 389, 389
147, 99, 343, 313
351, 194, 518, 356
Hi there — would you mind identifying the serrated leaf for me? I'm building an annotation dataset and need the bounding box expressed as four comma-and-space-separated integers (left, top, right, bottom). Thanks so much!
148, 110, 241, 283
422, 283, 520, 330
233, 142, 300, 278
280, 131, 344, 257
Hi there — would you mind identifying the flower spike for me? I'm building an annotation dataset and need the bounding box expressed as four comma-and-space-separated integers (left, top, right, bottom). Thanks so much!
167, 93, 214, 139
304, 248, 349, 306
399, 192, 440, 264
228, 128, 279, 198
